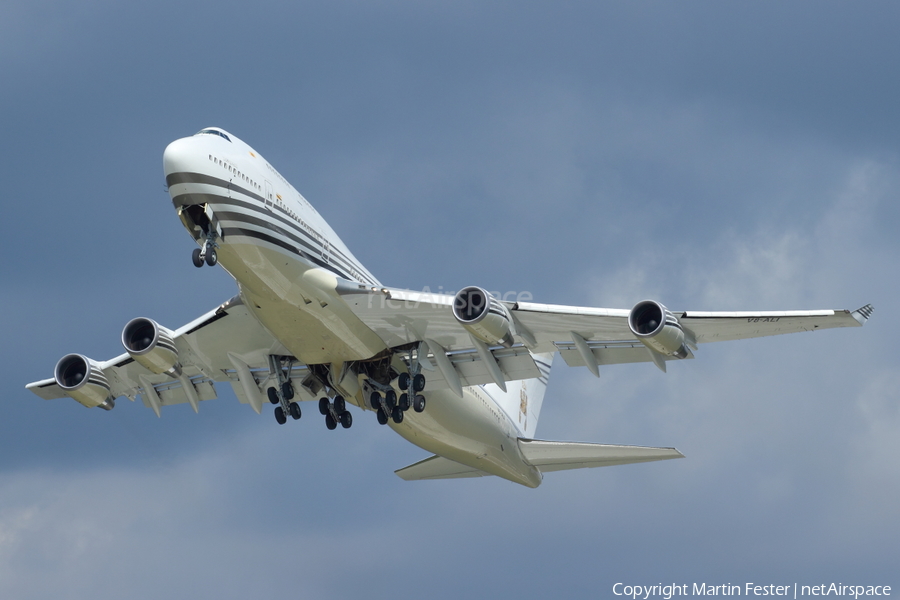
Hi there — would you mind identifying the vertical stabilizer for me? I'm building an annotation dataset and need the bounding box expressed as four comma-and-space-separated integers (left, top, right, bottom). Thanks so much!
483, 352, 553, 438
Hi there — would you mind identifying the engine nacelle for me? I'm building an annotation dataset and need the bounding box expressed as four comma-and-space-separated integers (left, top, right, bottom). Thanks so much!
121, 317, 179, 374
452, 286, 514, 348
54, 353, 115, 410
628, 300, 691, 359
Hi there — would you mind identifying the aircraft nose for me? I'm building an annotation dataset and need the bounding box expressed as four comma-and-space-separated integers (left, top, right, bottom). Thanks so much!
163, 136, 197, 177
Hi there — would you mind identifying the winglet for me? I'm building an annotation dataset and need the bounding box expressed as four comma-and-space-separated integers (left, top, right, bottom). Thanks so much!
851, 304, 874, 326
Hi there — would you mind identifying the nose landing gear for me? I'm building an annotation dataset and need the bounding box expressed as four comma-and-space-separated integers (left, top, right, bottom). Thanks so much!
191, 231, 219, 268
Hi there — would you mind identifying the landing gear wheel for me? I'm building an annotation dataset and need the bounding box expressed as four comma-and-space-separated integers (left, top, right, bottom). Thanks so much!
370, 391, 383, 411
413, 373, 426, 392
376, 408, 388, 425
333, 395, 346, 414
205, 248, 217, 267
340, 411, 352, 429
384, 390, 396, 410
413, 394, 426, 413
191, 248, 204, 268
391, 406, 404, 424
289, 402, 302, 420
282, 381, 294, 400
274, 406, 287, 425
398, 393, 410, 411
318, 397, 330, 415
267, 387, 280, 405
325, 414, 337, 430
398, 372, 411, 391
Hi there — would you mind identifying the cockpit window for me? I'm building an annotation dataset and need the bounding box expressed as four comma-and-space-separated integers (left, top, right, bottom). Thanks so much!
195, 129, 231, 142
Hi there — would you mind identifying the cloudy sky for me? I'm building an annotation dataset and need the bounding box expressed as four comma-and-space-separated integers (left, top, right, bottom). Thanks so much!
2, 1, 898, 598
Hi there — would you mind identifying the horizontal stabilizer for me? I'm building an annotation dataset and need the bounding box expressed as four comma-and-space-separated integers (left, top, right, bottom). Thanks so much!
395, 440, 684, 482
518, 438, 684, 472
395, 455, 491, 481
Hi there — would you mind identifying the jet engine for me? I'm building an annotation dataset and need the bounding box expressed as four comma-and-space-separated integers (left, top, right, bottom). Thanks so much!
121, 317, 179, 374
54, 353, 115, 410
628, 300, 692, 359
452, 286, 514, 348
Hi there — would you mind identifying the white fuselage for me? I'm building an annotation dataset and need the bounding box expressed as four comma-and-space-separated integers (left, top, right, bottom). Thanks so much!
163, 129, 542, 487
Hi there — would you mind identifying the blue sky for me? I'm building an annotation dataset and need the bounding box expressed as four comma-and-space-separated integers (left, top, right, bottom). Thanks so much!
1, 1, 898, 598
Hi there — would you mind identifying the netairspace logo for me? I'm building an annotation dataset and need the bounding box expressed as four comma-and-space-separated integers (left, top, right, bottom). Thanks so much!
364, 286, 534, 310
612, 583, 892, 600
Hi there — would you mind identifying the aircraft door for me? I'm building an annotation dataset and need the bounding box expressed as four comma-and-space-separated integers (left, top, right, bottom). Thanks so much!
264, 180, 274, 210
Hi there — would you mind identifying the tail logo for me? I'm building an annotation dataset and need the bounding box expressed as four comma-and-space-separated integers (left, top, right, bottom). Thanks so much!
519, 384, 528, 431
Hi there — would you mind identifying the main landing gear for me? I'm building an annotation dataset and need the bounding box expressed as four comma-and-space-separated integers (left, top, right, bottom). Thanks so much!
191, 231, 218, 268
267, 356, 302, 425
370, 370, 426, 426
402, 370, 427, 413
319, 395, 353, 430
268, 381, 302, 425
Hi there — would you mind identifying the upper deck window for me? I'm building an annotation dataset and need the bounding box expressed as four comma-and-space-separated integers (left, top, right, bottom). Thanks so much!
196, 129, 231, 142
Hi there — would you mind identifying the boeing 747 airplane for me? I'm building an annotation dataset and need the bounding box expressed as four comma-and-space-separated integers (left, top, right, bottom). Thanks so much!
26, 128, 873, 487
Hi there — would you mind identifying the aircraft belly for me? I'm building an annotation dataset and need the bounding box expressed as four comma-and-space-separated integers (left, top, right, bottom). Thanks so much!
390, 388, 542, 487
177, 194, 535, 484
215, 241, 387, 363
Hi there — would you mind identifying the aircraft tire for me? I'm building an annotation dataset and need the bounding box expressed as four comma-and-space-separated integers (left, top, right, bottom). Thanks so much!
325, 414, 337, 430
398, 393, 410, 411
289, 402, 302, 420
282, 381, 294, 400
384, 390, 396, 410
398, 372, 410, 391
274, 406, 287, 425
413, 373, 426, 392
370, 392, 382, 411
191, 248, 204, 268
333, 395, 345, 414
205, 248, 217, 267
391, 406, 404, 424
318, 397, 330, 415
413, 395, 426, 413
340, 411, 352, 429
376, 408, 388, 425
267, 387, 280, 405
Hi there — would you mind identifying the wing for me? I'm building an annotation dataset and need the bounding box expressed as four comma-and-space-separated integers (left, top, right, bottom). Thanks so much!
678, 305, 873, 342
26, 296, 300, 416
341, 284, 872, 382
524, 301, 873, 373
